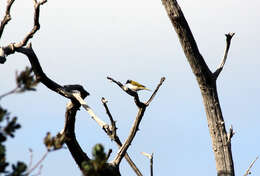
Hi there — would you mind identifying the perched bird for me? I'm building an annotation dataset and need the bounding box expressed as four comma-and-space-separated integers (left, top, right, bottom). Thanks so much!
125, 80, 150, 92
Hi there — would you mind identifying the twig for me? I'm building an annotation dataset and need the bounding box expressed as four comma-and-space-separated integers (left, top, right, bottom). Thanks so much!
101, 97, 116, 134
31, 165, 43, 176
28, 148, 34, 170
25, 150, 49, 176
227, 125, 235, 144
0, 86, 19, 100
0, 0, 15, 39
146, 77, 165, 106
141, 152, 154, 176
106, 149, 113, 160
112, 77, 165, 166
214, 32, 235, 79
243, 156, 259, 176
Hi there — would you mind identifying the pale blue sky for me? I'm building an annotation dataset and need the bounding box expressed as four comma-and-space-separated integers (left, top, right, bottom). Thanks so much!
1, 0, 260, 175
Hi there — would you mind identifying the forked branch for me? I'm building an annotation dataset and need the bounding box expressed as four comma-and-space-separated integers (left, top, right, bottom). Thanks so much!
214, 33, 235, 79
72, 94, 143, 176
107, 76, 143, 108
111, 77, 165, 166
0, 0, 47, 64
101, 97, 143, 176
25, 150, 49, 176
14, 0, 47, 48
162, 1, 235, 175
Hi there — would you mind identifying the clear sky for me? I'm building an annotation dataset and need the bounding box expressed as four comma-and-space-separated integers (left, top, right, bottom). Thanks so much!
1, 0, 260, 175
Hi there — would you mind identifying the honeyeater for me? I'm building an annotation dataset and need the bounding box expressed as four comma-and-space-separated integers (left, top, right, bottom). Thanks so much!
125, 80, 150, 91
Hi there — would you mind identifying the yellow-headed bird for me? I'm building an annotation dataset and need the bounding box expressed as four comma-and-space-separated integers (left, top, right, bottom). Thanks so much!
125, 80, 150, 91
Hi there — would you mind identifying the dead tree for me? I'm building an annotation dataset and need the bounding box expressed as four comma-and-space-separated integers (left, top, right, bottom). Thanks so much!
162, 1, 235, 176
0, 1, 164, 175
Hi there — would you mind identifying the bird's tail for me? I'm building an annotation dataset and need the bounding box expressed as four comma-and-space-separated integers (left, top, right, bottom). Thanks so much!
144, 87, 151, 91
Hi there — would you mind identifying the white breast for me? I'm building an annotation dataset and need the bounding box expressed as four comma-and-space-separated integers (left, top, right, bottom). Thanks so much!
125, 83, 139, 91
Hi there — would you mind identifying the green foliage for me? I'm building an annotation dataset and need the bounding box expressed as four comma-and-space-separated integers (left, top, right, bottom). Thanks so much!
82, 144, 120, 176
4, 117, 21, 138
15, 66, 39, 92
0, 107, 21, 138
0, 106, 27, 176
6, 162, 27, 176
0, 66, 39, 176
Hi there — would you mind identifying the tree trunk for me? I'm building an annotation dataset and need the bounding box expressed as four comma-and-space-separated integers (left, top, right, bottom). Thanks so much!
161, 0, 235, 175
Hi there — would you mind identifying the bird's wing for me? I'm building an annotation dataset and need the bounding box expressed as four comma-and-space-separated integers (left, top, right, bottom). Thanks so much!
131, 80, 145, 88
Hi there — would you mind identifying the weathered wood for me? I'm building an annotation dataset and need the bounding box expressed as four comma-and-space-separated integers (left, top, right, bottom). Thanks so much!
162, 0, 235, 175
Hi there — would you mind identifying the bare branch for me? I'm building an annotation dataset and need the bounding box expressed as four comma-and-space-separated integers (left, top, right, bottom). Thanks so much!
162, 0, 212, 81
112, 107, 146, 166
123, 153, 143, 176
63, 101, 90, 169
31, 165, 43, 176
101, 97, 143, 176
107, 76, 143, 108
0, 0, 15, 39
106, 149, 113, 160
162, 1, 235, 175
243, 156, 259, 176
72, 92, 107, 128
227, 125, 235, 144
0, 0, 47, 61
145, 77, 165, 106
112, 78, 165, 166
3, 45, 90, 170
15, 45, 64, 95
0, 86, 19, 100
107, 76, 124, 90
101, 97, 116, 134
28, 148, 33, 170
70, 94, 143, 175
14, 45, 89, 101
141, 152, 154, 176
214, 33, 235, 79
25, 150, 49, 176
14, 0, 47, 48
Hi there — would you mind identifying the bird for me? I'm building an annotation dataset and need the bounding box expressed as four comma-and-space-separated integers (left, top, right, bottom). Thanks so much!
125, 80, 150, 92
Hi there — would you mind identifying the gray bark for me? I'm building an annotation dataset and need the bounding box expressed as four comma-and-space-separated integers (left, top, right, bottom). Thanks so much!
161, 1, 235, 175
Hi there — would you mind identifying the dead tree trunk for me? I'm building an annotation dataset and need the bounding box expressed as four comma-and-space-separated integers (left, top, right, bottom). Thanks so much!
162, 1, 235, 176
